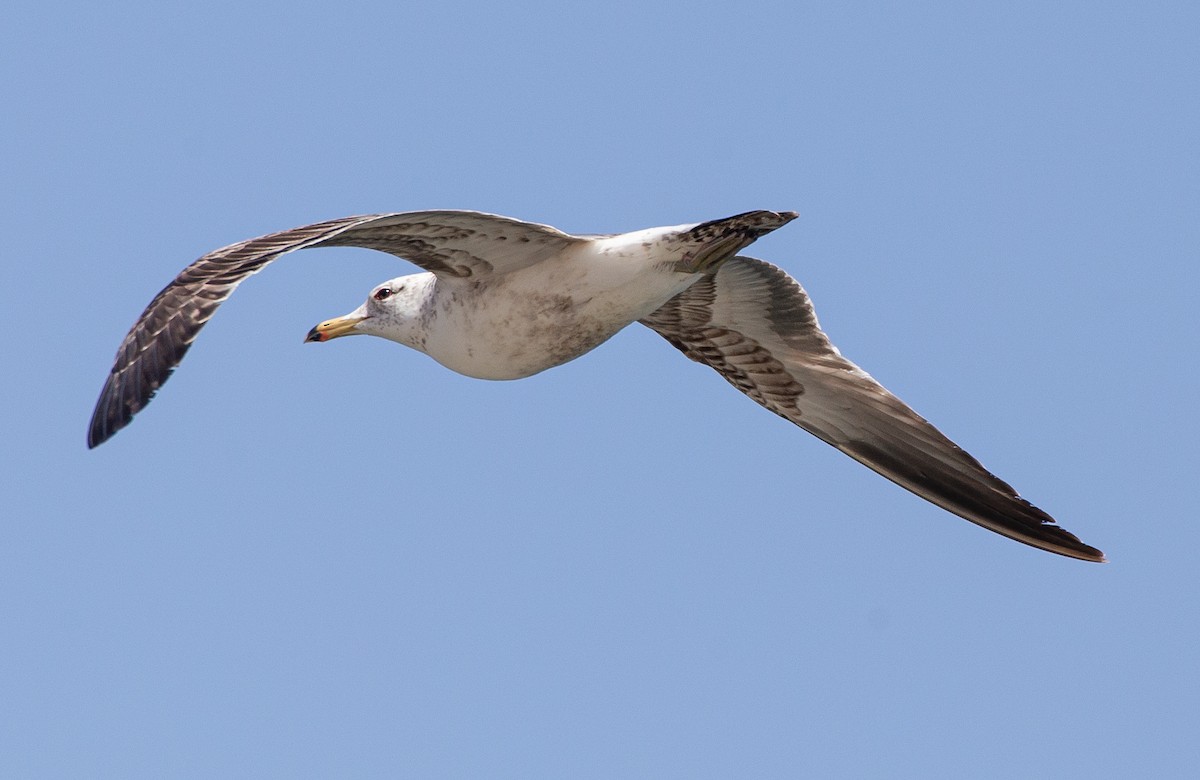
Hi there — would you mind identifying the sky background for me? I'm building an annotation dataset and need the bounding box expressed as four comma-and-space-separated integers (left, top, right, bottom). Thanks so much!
3, 1, 1198, 777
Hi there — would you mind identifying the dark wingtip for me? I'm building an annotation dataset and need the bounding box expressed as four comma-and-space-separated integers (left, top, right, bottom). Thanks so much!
1034, 515, 1106, 563
1030, 514, 1106, 563
86, 390, 109, 449
86, 417, 119, 449
1072, 541, 1108, 564
86, 394, 119, 449
87, 424, 107, 450
1061, 544, 1107, 563
86, 371, 138, 450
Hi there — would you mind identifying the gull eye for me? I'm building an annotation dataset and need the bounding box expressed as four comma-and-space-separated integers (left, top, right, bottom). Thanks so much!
373, 287, 393, 301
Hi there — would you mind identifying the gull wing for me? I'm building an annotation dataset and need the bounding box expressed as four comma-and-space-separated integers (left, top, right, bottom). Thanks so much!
87, 211, 585, 447
640, 256, 1104, 562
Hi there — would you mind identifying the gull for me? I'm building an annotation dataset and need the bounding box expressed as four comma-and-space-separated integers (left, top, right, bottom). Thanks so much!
87, 209, 1103, 562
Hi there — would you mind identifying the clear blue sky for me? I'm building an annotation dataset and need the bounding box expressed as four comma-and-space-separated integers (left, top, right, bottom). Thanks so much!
3, 1, 1197, 777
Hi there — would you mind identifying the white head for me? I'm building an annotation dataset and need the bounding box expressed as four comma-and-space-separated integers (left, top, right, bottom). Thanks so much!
305, 273, 432, 348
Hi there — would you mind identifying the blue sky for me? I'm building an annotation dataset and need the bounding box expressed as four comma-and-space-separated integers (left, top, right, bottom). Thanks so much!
3, 1, 1197, 776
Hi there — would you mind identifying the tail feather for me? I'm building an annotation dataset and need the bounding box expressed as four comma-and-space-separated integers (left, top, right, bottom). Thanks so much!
676, 210, 798, 273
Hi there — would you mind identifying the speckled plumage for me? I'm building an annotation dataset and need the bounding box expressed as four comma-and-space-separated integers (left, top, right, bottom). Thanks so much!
87, 209, 1103, 562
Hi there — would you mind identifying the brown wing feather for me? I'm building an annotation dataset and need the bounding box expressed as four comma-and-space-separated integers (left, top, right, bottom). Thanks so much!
640, 256, 1104, 562
87, 211, 584, 447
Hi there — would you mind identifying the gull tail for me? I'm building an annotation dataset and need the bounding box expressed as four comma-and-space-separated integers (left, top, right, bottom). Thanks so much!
676, 210, 799, 273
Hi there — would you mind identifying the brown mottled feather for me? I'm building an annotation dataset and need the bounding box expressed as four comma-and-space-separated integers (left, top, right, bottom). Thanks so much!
87, 211, 582, 447
641, 256, 1104, 562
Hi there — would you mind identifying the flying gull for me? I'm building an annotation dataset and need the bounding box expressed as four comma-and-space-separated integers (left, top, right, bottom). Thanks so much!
87, 209, 1104, 562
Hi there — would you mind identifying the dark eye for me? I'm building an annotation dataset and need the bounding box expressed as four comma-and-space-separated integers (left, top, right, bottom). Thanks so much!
373, 288, 393, 301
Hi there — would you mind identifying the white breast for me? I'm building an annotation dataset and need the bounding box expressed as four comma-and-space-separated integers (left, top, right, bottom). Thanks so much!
418, 239, 698, 380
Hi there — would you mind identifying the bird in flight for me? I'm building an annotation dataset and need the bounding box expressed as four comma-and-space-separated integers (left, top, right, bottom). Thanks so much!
87, 209, 1103, 562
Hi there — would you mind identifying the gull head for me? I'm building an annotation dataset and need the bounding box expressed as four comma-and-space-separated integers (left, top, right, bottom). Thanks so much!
305, 274, 428, 345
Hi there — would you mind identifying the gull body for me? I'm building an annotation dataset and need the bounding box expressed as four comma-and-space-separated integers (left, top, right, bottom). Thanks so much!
88, 208, 1104, 562
314, 222, 741, 380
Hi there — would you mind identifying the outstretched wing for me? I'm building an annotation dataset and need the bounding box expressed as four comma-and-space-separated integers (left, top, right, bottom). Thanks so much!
640, 256, 1104, 562
87, 210, 585, 448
